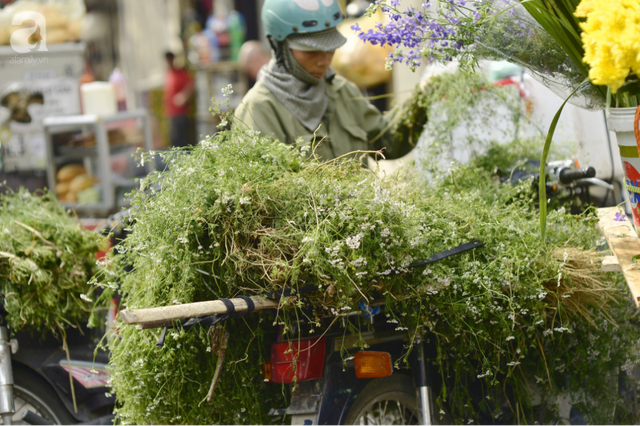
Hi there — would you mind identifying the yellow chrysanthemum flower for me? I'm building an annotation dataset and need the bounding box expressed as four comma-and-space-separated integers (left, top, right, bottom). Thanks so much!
575, 0, 640, 93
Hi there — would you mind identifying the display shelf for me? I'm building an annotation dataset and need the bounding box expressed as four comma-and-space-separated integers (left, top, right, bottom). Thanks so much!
43, 109, 154, 215
53, 144, 138, 161
597, 207, 640, 308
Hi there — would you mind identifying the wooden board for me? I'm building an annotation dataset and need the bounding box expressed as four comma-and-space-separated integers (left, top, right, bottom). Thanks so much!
601, 255, 622, 272
597, 207, 640, 307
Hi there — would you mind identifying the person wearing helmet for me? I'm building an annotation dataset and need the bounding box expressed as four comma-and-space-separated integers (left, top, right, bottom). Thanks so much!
235, 0, 412, 161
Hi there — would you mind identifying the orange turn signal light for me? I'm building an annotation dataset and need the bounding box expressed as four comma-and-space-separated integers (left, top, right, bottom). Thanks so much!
354, 351, 392, 379
261, 362, 272, 382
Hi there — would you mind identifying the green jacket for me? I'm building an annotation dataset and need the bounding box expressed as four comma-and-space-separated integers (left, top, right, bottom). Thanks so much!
235, 75, 411, 161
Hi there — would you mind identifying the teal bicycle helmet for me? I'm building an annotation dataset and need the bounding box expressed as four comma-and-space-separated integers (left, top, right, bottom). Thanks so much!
262, 0, 344, 44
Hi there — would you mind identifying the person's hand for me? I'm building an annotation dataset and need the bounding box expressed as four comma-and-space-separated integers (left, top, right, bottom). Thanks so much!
173, 91, 188, 107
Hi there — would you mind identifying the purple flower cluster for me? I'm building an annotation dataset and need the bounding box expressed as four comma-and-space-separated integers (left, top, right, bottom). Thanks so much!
353, 0, 490, 70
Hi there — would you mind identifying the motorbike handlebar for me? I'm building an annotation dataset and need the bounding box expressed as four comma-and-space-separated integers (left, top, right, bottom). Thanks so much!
559, 166, 596, 184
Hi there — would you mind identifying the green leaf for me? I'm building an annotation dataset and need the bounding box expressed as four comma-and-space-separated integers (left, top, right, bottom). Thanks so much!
539, 77, 591, 241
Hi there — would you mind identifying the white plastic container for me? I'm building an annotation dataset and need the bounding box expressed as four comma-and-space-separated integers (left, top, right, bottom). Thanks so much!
80, 82, 117, 116
607, 107, 640, 233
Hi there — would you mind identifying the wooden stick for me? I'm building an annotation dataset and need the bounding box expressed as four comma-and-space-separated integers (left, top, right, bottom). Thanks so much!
119, 296, 279, 328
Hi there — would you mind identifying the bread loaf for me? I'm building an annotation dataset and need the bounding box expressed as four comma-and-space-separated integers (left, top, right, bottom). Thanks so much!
45, 28, 69, 44
60, 192, 77, 202
54, 182, 70, 195
57, 164, 86, 182
69, 174, 98, 192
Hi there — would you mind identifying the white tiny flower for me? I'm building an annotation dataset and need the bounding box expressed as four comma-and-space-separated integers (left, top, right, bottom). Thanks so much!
80, 294, 93, 302
346, 233, 364, 250
505, 336, 515, 341
351, 257, 367, 267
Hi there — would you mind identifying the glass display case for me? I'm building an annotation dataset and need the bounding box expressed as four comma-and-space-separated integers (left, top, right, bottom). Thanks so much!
43, 109, 154, 216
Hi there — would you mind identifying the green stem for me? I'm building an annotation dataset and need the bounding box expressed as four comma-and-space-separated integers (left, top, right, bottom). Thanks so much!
539, 77, 590, 242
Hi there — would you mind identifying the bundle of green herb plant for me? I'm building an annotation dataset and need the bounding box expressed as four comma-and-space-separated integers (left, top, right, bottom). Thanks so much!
0, 189, 104, 335
396, 70, 537, 158
94, 113, 640, 424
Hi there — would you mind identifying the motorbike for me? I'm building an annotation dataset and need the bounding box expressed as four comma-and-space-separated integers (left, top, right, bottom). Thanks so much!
119, 241, 490, 426
138, 305, 436, 424
0, 316, 115, 425
123, 272, 536, 425
0, 308, 115, 425
0, 219, 119, 425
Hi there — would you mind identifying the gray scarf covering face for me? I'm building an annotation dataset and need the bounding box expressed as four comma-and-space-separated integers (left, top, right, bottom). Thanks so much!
260, 43, 336, 132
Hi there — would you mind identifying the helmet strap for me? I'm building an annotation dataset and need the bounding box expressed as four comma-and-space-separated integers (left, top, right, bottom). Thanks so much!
267, 36, 287, 68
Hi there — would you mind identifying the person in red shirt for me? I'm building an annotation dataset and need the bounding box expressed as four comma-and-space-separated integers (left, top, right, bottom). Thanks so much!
164, 52, 194, 147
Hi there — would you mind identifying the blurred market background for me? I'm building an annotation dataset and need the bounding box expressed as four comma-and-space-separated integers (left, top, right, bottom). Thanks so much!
0, 0, 625, 218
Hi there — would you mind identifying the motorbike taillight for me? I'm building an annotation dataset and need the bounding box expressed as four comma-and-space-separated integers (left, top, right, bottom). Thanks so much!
270, 337, 326, 384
